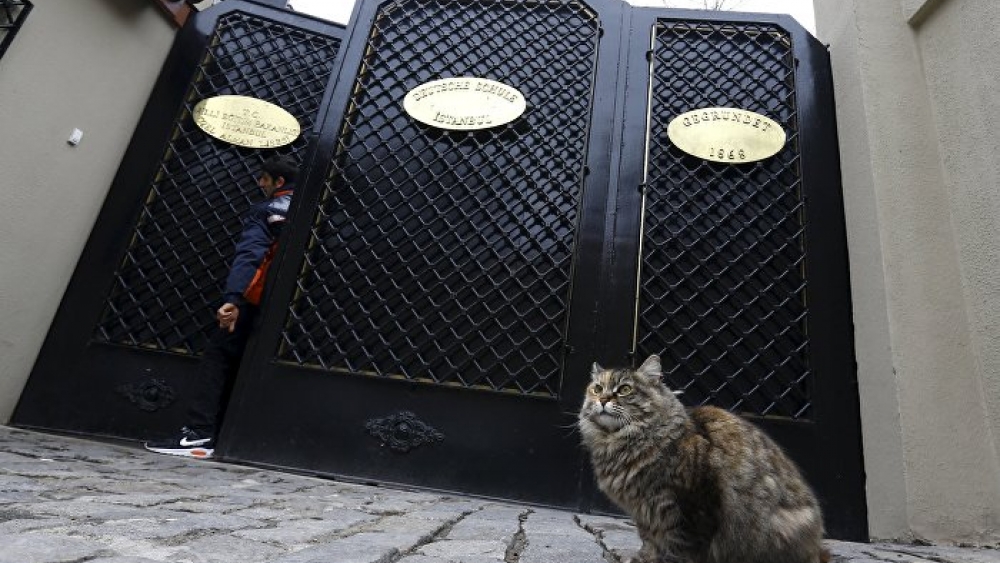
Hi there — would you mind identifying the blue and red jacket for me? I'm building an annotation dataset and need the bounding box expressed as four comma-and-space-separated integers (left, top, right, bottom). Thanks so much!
223, 186, 294, 307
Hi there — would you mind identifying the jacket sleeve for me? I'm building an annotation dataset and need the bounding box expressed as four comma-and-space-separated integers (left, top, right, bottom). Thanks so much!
223, 205, 277, 305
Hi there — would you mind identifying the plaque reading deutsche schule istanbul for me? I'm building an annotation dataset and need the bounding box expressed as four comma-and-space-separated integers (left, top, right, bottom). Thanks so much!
403, 77, 526, 131
193, 95, 300, 148
667, 107, 786, 164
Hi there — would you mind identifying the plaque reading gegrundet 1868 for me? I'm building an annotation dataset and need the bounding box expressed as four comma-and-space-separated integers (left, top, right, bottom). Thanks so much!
403, 77, 527, 131
667, 107, 786, 164
193, 95, 300, 148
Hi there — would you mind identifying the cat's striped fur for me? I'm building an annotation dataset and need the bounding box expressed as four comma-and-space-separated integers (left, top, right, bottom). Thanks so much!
578, 355, 828, 563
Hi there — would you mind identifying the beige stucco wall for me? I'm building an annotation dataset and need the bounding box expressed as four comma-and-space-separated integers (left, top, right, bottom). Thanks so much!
0, 0, 175, 422
815, 0, 1000, 544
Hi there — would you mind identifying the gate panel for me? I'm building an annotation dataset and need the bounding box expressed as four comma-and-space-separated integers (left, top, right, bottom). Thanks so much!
13, 2, 344, 438
218, 0, 626, 507
278, 0, 600, 396
97, 10, 342, 356
599, 10, 867, 539
638, 20, 810, 418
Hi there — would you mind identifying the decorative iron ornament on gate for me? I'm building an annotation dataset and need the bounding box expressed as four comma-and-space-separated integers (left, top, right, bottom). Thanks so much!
276, 0, 601, 397
93, 12, 341, 355
635, 20, 812, 419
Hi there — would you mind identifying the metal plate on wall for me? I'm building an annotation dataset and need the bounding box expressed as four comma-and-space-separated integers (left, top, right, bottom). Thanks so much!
403, 77, 526, 130
667, 107, 786, 164
193, 95, 301, 148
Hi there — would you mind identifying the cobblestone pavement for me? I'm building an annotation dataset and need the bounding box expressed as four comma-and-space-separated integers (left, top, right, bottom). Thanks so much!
1, 426, 998, 563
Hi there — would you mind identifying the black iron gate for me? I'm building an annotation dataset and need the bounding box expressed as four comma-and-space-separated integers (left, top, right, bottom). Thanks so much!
12, 1, 346, 445
14, 0, 867, 540
218, 0, 623, 514
594, 9, 866, 539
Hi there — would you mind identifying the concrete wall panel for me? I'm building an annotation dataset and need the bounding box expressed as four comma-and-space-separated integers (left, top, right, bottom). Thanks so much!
0, 0, 174, 422
816, 0, 1000, 544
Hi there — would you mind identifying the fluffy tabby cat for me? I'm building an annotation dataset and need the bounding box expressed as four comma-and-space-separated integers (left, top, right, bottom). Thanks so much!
578, 355, 827, 563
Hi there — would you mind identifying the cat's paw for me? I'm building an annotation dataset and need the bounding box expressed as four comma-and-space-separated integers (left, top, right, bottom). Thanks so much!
626, 552, 684, 563
624, 548, 655, 563
626, 552, 676, 563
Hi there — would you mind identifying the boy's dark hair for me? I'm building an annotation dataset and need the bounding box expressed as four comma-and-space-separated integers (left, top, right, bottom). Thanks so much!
261, 155, 299, 184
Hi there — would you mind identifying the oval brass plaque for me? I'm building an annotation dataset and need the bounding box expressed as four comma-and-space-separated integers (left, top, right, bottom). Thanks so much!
667, 108, 786, 164
403, 77, 526, 131
192, 95, 300, 148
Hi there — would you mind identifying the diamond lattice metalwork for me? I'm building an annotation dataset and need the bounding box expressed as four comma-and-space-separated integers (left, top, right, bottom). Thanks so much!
0, 0, 31, 60
94, 12, 341, 355
277, 0, 601, 397
636, 21, 811, 418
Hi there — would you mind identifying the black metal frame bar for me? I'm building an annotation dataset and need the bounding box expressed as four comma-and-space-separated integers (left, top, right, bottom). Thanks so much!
0, 0, 32, 61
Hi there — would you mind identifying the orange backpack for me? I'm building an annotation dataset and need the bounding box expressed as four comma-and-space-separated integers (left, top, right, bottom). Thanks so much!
243, 242, 277, 306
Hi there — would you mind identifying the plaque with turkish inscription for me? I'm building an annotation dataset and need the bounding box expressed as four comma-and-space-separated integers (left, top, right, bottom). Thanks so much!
667, 107, 786, 164
403, 77, 526, 131
192, 95, 300, 148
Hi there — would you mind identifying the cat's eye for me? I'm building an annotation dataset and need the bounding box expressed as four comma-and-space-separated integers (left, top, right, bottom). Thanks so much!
616, 384, 633, 396
590, 383, 604, 394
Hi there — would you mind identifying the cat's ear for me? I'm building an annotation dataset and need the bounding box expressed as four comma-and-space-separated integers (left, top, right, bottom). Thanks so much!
636, 355, 662, 379
591, 362, 604, 378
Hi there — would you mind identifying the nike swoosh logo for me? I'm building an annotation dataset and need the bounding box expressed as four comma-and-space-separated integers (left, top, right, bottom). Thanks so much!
179, 437, 210, 447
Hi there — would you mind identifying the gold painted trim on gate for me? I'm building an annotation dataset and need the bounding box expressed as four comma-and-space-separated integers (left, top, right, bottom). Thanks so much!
403, 77, 527, 131
193, 95, 301, 149
667, 107, 786, 164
